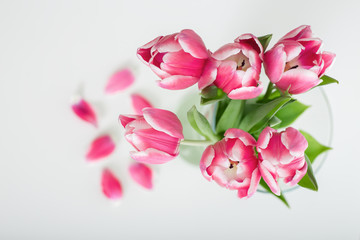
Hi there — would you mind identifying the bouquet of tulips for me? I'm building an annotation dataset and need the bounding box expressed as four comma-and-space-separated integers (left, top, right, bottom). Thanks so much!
119, 25, 338, 206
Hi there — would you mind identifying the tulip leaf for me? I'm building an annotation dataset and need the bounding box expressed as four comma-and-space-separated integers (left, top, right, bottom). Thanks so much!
216, 100, 245, 134
299, 130, 332, 163
273, 100, 310, 129
239, 96, 291, 133
187, 106, 219, 141
319, 75, 339, 86
200, 86, 227, 105
298, 154, 318, 191
269, 116, 281, 128
259, 179, 290, 208
215, 97, 231, 124
258, 34, 273, 51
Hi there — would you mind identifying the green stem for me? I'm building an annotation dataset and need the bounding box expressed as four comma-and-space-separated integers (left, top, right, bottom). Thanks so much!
180, 139, 214, 147
263, 82, 274, 101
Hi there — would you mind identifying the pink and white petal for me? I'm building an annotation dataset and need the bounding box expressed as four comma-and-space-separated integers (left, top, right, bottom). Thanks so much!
71, 98, 98, 127
246, 167, 261, 198
119, 114, 141, 128
129, 163, 153, 189
142, 107, 183, 139
281, 40, 304, 62
130, 148, 175, 164
157, 75, 199, 90
131, 94, 153, 115
298, 38, 323, 54
235, 33, 264, 58
264, 45, 286, 83
257, 127, 276, 150
214, 61, 237, 92
149, 62, 171, 79
259, 162, 280, 195
200, 145, 215, 181
224, 128, 256, 146
227, 83, 263, 100
155, 33, 182, 53
280, 25, 312, 41
137, 36, 162, 64
212, 43, 241, 61
285, 161, 307, 186
101, 169, 123, 200
86, 135, 116, 161
105, 68, 135, 94
319, 51, 336, 77
276, 68, 321, 94
177, 29, 208, 59
281, 127, 308, 157
198, 58, 218, 90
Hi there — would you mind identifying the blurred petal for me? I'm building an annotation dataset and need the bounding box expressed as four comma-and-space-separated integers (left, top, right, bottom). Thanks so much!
142, 108, 184, 139
131, 94, 153, 115
71, 98, 97, 127
129, 163, 153, 189
101, 169, 123, 200
86, 135, 116, 161
105, 68, 135, 94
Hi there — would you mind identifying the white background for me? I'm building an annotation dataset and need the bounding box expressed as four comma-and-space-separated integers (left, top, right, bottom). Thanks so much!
0, 0, 359, 239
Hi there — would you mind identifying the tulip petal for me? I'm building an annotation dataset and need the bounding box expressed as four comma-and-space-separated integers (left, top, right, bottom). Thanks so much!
137, 36, 162, 64
142, 108, 184, 139
319, 51, 336, 77
71, 98, 98, 127
131, 94, 153, 115
105, 68, 135, 94
86, 135, 116, 161
101, 169, 123, 200
155, 33, 182, 53
212, 43, 241, 61
235, 33, 264, 58
281, 40, 304, 62
276, 68, 320, 94
227, 82, 263, 100
280, 25, 312, 41
129, 163, 153, 189
157, 75, 199, 90
257, 127, 276, 149
200, 145, 215, 181
259, 162, 280, 195
224, 128, 256, 146
119, 114, 141, 128
281, 127, 308, 157
198, 58, 218, 90
130, 148, 175, 164
264, 45, 286, 83
177, 29, 208, 59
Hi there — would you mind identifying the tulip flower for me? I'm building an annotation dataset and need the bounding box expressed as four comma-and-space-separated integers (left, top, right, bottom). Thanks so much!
137, 29, 213, 90
200, 129, 261, 198
264, 25, 336, 94
257, 127, 308, 195
119, 108, 184, 164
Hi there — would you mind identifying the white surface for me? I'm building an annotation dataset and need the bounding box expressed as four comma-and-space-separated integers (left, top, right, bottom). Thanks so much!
0, 0, 359, 239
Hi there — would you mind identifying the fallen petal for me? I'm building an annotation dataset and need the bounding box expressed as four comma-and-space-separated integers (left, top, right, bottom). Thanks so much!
129, 163, 153, 189
71, 98, 98, 127
131, 94, 153, 115
86, 135, 116, 161
105, 68, 135, 94
101, 169, 123, 200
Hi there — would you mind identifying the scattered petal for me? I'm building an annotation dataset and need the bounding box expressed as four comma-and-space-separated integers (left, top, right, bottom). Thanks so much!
86, 135, 116, 161
71, 98, 98, 127
105, 68, 135, 94
129, 163, 153, 189
131, 94, 153, 115
101, 169, 123, 200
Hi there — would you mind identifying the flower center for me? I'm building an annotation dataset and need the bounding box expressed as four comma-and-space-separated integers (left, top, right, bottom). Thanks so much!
229, 160, 239, 169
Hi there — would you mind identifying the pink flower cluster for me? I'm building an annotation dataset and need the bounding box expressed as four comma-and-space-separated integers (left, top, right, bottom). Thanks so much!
138, 25, 335, 97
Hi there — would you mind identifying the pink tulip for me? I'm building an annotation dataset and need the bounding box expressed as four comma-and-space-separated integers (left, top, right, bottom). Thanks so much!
264, 25, 336, 94
200, 129, 261, 198
257, 127, 308, 195
200, 34, 264, 100
119, 108, 184, 164
137, 29, 213, 90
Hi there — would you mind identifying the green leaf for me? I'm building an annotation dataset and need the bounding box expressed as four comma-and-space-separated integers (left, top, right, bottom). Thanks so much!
200, 86, 227, 105
239, 96, 291, 133
258, 34, 272, 51
298, 154, 318, 191
274, 100, 309, 129
259, 179, 290, 208
318, 75, 339, 86
215, 100, 245, 134
299, 130, 331, 163
269, 116, 281, 128
187, 106, 218, 141
215, 97, 231, 124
